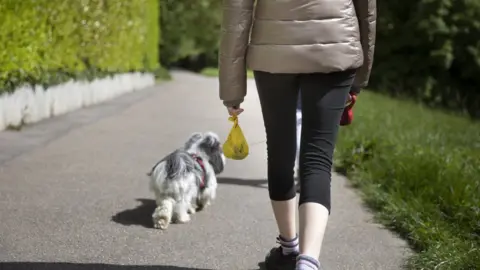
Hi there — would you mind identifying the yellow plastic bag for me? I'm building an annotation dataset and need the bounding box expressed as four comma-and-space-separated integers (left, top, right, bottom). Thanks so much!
223, 115, 249, 160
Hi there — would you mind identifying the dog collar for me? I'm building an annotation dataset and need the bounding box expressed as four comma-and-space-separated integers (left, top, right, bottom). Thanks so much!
190, 154, 207, 189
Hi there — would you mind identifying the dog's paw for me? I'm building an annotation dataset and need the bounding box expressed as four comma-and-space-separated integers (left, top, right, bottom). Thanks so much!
188, 206, 196, 214
152, 207, 171, 230
203, 201, 212, 209
153, 215, 170, 230
153, 220, 168, 230
197, 200, 211, 211
175, 213, 191, 224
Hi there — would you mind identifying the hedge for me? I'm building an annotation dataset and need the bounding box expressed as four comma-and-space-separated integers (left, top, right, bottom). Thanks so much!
371, 0, 480, 119
159, 0, 221, 68
334, 91, 480, 269
0, 0, 160, 94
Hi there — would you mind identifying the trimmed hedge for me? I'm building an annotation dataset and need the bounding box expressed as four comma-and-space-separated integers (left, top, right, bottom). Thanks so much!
371, 0, 480, 119
0, 0, 160, 94
159, 0, 221, 68
335, 91, 480, 269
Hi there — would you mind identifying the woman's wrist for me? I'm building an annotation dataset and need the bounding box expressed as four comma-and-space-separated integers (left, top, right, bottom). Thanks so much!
350, 85, 361, 95
223, 99, 244, 108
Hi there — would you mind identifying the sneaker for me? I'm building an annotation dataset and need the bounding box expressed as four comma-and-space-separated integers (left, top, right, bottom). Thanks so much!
264, 246, 297, 270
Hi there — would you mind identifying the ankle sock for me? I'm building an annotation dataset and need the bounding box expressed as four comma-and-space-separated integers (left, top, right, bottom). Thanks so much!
277, 235, 299, 255
296, 254, 320, 270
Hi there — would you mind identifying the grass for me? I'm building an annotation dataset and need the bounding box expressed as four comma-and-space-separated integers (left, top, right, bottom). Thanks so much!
334, 91, 480, 269
200, 67, 254, 79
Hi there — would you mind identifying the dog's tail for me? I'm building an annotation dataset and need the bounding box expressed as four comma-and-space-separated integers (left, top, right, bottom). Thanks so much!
152, 150, 192, 180
165, 150, 193, 180
147, 159, 162, 177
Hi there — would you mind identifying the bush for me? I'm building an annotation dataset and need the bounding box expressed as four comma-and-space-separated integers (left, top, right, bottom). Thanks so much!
200, 67, 254, 78
334, 91, 480, 269
371, 0, 480, 119
0, 0, 160, 94
159, 0, 221, 68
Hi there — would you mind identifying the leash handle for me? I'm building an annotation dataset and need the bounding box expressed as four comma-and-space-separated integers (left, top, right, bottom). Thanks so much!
345, 93, 357, 108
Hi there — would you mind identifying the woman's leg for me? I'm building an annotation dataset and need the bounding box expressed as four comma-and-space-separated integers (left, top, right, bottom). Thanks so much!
297, 70, 355, 269
295, 91, 302, 191
254, 70, 300, 269
296, 91, 302, 162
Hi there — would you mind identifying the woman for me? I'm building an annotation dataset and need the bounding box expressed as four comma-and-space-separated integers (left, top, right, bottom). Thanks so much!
219, 0, 376, 269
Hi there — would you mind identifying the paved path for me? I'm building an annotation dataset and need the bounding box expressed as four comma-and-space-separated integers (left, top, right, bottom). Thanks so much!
0, 71, 409, 270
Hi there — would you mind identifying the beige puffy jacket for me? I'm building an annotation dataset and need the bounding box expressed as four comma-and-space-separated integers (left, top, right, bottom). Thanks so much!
219, 0, 377, 107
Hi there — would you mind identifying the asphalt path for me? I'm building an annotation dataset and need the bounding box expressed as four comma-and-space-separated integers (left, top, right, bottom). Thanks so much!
0, 71, 409, 270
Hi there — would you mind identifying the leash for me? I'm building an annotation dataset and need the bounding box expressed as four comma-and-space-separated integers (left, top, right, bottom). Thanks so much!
190, 153, 207, 190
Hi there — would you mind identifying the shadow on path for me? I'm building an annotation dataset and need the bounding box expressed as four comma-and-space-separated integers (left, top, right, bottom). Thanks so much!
111, 199, 156, 228
217, 177, 300, 193
111, 178, 269, 228
110, 177, 286, 229
0, 262, 211, 270
217, 177, 268, 189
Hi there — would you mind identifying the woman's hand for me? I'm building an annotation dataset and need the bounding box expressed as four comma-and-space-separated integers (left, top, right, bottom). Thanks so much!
345, 94, 353, 107
227, 106, 244, 116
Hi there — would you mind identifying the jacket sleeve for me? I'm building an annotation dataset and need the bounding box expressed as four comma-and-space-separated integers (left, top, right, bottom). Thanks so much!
218, 0, 255, 107
352, 0, 377, 89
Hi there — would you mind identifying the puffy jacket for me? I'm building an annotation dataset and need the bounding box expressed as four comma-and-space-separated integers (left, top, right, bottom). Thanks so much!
219, 0, 377, 107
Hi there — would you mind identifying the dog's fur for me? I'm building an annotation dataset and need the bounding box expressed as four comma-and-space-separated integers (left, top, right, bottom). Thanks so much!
147, 132, 225, 230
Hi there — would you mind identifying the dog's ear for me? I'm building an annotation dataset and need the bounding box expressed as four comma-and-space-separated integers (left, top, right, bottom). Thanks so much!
184, 132, 203, 150
209, 152, 225, 174
198, 132, 221, 154
198, 133, 224, 174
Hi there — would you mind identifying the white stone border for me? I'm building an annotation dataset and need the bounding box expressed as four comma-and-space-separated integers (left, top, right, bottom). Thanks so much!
0, 72, 155, 131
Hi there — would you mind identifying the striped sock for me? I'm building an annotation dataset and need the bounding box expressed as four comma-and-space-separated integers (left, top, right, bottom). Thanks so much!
277, 235, 299, 255
296, 254, 320, 270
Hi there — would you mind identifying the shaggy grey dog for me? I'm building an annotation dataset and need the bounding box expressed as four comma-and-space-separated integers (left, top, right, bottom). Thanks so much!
147, 132, 225, 230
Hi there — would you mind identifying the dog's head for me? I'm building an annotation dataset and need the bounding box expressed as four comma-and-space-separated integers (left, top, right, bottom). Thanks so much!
195, 132, 226, 175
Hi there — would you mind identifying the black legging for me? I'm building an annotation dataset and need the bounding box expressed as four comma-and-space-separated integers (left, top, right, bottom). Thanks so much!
254, 70, 356, 213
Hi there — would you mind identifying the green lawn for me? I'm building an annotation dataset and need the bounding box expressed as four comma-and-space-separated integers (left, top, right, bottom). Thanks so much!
334, 91, 480, 269
200, 67, 254, 79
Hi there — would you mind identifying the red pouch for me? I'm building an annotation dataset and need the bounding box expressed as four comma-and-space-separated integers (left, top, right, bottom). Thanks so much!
340, 93, 357, 126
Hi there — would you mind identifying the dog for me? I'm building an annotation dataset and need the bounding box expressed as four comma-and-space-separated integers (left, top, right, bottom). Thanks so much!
147, 132, 226, 230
